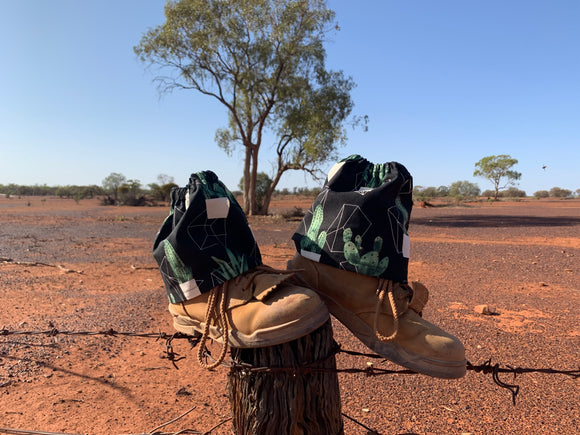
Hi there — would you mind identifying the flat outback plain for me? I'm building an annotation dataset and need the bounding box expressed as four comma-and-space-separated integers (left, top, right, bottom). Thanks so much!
0, 196, 578, 435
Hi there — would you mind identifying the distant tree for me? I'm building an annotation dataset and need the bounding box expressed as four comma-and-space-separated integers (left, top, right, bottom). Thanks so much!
81, 185, 104, 199
157, 174, 174, 186
118, 179, 147, 205
310, 186, 322, 197
150, 181, 179, 202
102, 172, 126, 205
148, 174, 177, 202
55, 186, 73, 198
3, 184, 18, 196
239, 172, 273, 211
549, 187, 572, 198
473, 154, 521, 200
534, 190, 550, 199
134, 0, 361, 215
436, 185, 449, 197
449, 180, 480, 200
148, 183, 161, 199
502, 187, 526, 198
413, 185, 425, 197
422, 186, 438, 198
413, 186, 438, 200
485, 187, 526, 198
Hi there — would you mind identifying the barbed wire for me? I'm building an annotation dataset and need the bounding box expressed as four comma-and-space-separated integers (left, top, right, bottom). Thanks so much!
1, 326, 579, 435
2, 326, 578, 404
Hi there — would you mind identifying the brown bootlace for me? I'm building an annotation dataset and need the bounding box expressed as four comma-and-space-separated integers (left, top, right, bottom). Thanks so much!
197, 265, 287, 370
197, 280, 230, 370
374, 279, 400, 342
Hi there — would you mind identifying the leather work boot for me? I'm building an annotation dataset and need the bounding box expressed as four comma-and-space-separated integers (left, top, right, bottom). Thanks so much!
288, 253, 466, 379
168, 265, 329, 369
153, 171, 330, 369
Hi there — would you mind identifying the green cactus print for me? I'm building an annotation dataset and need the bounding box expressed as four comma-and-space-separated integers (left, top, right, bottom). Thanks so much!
363, 162, 390, 188
339, 155, 391, 189
343, 228, 389, 276
211, 248, 249, 282
300, 204, 327, 254
196, 171, 237, 204
164, 240, 194, 284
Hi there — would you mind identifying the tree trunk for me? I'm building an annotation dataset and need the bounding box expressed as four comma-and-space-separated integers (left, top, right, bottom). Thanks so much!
243, 146, 252, 214
259, 168, 284, 216
249, 147, 260, 215
227, 319, 343, 435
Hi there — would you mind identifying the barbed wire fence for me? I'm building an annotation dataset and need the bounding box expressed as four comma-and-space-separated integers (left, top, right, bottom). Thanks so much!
1, 326, 579, 435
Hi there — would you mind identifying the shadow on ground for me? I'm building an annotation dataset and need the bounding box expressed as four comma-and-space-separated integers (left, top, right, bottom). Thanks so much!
411, 215, 580, 228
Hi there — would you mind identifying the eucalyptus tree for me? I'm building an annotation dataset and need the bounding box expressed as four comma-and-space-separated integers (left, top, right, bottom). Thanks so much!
474, 155, 521, 200
102, 172, 126, 205
135, 0, 359, 214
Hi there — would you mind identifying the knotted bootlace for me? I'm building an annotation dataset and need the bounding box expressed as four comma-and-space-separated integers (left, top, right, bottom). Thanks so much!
374, 279, 401, 343
197, 265, 290, 370
197, 280, 230, 370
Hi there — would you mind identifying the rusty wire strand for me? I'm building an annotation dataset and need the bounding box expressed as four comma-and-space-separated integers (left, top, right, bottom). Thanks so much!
2, 326, 579, 406
341, 412, 380, 435
147, 405, 197, 434
2, 327, 579, 435
0, 428, 84, 435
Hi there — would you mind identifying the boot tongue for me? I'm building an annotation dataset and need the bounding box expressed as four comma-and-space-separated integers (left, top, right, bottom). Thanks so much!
225, 271, 295, 309
251, 272, 294, 300
408, 281, 429, 314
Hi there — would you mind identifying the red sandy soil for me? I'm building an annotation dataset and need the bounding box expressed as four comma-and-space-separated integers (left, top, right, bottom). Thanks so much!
1, 196, 578, 435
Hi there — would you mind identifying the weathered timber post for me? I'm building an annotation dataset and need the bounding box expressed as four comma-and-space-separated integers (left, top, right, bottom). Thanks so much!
227, 319, 343, 434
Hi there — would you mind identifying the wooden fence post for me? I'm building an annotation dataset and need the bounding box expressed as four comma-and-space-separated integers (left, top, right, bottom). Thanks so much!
227, 319, 343, 434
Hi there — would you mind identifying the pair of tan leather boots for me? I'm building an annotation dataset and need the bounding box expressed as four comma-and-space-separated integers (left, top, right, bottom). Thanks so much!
169, 252, 466, 379
164, 158, 465, 379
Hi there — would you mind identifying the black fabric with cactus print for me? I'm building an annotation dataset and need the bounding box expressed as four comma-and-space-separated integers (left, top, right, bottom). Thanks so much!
292, 155, 413, 283
153, 171, 262, 303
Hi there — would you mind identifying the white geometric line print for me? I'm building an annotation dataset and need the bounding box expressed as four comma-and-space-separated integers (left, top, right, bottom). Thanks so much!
158, 256, 179, 293
387, 204, 406, 254
399, 178, 412, 194
186, 208, 229, 251
338, 260, 353, 271
209, 270, 227, 289
325, 203, 372, 254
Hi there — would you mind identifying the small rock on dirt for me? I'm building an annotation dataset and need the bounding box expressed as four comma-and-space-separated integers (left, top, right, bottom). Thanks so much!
474, 304, 498, 315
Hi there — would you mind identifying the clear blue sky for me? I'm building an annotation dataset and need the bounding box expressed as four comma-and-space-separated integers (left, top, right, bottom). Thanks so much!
1, 0, 578, 195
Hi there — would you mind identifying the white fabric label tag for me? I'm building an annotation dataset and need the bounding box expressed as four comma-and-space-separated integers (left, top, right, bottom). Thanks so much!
402, 234, 411, 258
301, 249, 321, 262
205, 197, 230, 219
179, 279, 201, 300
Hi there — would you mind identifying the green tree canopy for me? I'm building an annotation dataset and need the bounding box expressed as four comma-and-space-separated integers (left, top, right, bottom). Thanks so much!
102, 172, 126, 204
239, 172, 273, 211
473, 154, 521, 200
449, 180, 481, 199
549, 187, 572, 198
134, 0, 359, 215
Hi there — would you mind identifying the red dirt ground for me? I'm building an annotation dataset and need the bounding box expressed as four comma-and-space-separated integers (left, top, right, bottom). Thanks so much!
1, 196, 578, 434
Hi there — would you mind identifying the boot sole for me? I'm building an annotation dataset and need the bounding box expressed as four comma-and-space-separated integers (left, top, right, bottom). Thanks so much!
321, 294, 467, 379
171, 302, 329, 349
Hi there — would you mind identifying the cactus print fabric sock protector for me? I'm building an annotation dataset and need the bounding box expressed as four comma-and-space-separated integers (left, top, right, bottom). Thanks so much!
292, 155, 413, 283
153, 171, 262, 303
